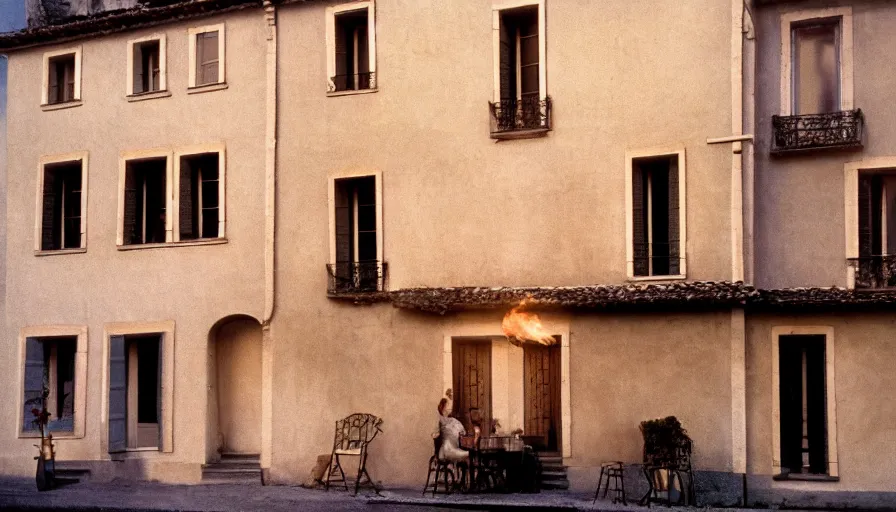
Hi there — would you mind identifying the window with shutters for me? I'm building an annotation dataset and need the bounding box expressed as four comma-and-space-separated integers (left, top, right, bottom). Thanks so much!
38, 160, 84, 252
122, 157, 169, 246
41, 48, 81, 107
489, 1, 549, 138
188, 24, 225, 89
327, 172, 385, 294
18, 326, 87, 439
176, 151, 225, 241
626, 149, 686, 280
849, 172, 896, 289
772, 328, 838, 481
326, 1, 376, 94
127, 36, 166, 97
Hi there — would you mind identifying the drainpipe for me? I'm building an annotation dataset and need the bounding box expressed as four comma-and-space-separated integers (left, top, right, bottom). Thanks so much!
260, 0, 277, 482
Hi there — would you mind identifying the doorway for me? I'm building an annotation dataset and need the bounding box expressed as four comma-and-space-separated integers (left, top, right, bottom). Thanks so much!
523, 343, 561, 452
212, 317, 262, 455
452, 338, 492, 432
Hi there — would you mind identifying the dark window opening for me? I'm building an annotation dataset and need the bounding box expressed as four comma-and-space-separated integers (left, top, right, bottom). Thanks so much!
195, 31, 220, 86
178, 153, 220, 240
134, 337, 160, 424
41, 161, 83, 251
332, 176, 378, 291
499, 6, 539, 101
123, 158, 167, 245
632, 155, 680, 277
333, 9, 371, 91
47, 54, 75, 104
779, 335, 828, 476
134, 40, 161, 94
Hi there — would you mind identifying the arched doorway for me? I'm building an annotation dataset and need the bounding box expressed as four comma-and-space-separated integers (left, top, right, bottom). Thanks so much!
208, 316, 262, 457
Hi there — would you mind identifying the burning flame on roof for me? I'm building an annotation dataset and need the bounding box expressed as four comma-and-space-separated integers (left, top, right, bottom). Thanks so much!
502, 300, 557, 347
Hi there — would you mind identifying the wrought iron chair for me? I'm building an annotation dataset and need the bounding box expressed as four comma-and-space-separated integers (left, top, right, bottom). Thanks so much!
325, 413, 383, 495
423, 436, 456, 496
639, 431, 695, 506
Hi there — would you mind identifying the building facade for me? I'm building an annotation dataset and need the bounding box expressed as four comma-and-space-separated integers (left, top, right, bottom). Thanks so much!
0, 0, 892, 508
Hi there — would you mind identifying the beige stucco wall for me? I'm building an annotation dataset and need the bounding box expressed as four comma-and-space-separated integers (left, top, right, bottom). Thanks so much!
746, 312, 896, 492
215, 317, 262, 454
0, 10, 267, 478
754, 0, 896, 288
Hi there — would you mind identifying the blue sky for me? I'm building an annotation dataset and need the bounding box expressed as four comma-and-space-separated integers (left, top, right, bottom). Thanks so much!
2, 0, 24, 182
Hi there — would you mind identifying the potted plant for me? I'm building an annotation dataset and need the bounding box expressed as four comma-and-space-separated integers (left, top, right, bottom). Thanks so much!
29, 388, 56, 491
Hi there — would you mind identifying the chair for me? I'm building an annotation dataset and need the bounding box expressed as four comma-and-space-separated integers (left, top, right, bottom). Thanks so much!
594, 461, 627, 505
325, 413, 383, 495
422, 436, 456, 496
640, 433, 695, 506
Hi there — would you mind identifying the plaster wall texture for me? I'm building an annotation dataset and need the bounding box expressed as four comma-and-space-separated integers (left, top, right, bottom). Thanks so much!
753, 0, 896, 289
275, 0, 736, 290
267, 307, 735, 490
0, 10, 267, 477
214, 317, 262, 455
745, 313, 896, 493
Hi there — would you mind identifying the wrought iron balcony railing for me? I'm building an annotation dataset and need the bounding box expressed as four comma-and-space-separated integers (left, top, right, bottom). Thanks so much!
848, 256, 896, 290
489, 96, 552, 139
329, 72, 376, 93
771, 109, 863, 154
326, 261, 387, 295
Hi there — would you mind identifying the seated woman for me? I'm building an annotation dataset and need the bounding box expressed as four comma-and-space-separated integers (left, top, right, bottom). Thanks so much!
436, 397, 469, 464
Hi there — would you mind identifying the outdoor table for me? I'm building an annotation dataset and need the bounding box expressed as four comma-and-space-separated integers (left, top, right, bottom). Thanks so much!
466, 436, 527, 493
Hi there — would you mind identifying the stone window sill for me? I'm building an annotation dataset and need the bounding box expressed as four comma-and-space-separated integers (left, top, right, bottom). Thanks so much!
19, 432, 82, 440
490, 128, 550, 140
117, 238, 227, 251
35, 248, 87, 257
41, 100, 83, 112
327, 87, 378, 98
773, 473, 840, 482
127, 90, 172, 102
187, 82, 228, 95
628, 274, 687, 283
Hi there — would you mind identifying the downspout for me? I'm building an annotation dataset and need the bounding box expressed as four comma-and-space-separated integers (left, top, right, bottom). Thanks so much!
260, 0, 277, 482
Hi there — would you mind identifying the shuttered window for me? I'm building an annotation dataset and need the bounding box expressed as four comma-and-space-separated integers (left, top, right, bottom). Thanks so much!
22, 337, 77, 435
123, 158, 167, 245
334, 176, 377, 268
47, 54, 76, 105
632, 155, 680, 276
333, 9, 371, 92
498, 6, 539, 101
40, 161, 83, 251
133, 40, 161, 94
195, 31, 220, 86
779, 335, 828, 475
178, 153, 220, 240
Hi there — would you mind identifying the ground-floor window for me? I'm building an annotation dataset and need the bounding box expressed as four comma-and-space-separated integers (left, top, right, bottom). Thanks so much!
109, 334, 163, 452
22, 336, 77, 434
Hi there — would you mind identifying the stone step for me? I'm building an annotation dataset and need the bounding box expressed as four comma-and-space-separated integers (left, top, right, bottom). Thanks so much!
541, 478, 570, 490
541, 470, 568, 481
202, 466, 261, 475
202, 461, 260, 470
219, 452, 260, 461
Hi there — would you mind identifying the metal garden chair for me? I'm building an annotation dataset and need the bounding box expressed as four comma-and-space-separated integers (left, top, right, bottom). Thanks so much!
325, 413, 383, 495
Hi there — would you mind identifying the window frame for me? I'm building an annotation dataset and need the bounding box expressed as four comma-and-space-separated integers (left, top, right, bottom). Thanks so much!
102, 321, 175, 454
779, 7, 853, 116
126, 34, 167, 97
41, 46, 82, 107
188, 23, 226, 89
492, 0, 546, 103
173, 144, 227, 242
625, 147, 687, 281
327, 169, 383, 267
843, 158, 896, 288
117, 149, 174, 247
34, 152, 89, 255
771, 326, 839, 479
326, 0, 377, 95
16, 325, 88, 439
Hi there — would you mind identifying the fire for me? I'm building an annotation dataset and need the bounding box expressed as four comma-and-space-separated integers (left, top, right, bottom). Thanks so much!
502, 300, 557, 347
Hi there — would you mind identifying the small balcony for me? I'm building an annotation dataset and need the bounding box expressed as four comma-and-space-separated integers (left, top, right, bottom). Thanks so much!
326, 261, 387, 295
848, 256, 896, 290
489, 96, 552, 139
771, 109, 863, 154
329, 72, 376, 93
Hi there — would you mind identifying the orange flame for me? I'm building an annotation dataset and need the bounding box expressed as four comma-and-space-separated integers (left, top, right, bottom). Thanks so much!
502, 300, 557, 347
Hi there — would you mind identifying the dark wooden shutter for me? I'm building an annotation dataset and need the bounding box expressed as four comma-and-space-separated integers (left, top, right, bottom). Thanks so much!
63, 164, 83, 249
179, 157, 195, 240
858, 175, 873, 257
334, 17, 348, 84
499, 16, 514, 101
48, 65, 59, 104
778, 338, 803, 474
22, 338, 45, 433
667, 157, 681, 275
158, 335, 167, 452
357, 21, 369, 75
632, 164, 648, 276
805, 339, 828, 474
334, 180, 353, 273
451, 340, 491, 433
41, 168, 58, 250
108, 335, 127, 453
123, 167, 138, 245
134, 44, 145, 94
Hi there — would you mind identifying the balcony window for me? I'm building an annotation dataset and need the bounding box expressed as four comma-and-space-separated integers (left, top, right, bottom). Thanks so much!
327, 174, 385, 294
327, 1, 377, 94
489, 2, 549, 139
630, 155, 682, 278
792, 20, 840, 116
849, 173, 896, 289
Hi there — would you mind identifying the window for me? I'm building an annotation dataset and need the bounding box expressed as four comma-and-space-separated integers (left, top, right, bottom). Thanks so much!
39, 160, 84, 251
629, 154, 683, 278
108, 334, 163, 451
780, 7, 853, 116
22, 337, 77, 434
848, 172, 896, 288
41, 48, 81, 106
123, 157, 168, 245
328, 172, 384, 293
128, 36, 166, 95
326, 1, 376, 93
777, 335, 831, 477
188, 24, 225, 88
792, 20, 840, 115
177, 152, 223, 240
498, 6, 539, 102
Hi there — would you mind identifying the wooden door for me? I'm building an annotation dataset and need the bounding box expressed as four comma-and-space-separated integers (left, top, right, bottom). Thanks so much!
452, 339, 492, 432
524, 343, 561, 451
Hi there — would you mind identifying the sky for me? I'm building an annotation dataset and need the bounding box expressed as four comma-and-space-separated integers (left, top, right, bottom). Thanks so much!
1, 0, 25, 175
